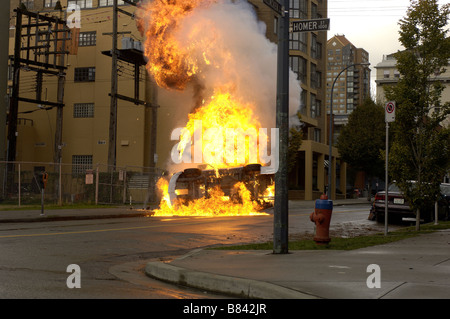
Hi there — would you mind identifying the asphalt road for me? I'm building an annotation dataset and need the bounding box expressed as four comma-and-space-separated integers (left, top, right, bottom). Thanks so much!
0, 203, 377, 298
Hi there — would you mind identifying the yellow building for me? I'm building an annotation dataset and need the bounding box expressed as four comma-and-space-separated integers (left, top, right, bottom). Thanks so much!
9, 0, 150, 172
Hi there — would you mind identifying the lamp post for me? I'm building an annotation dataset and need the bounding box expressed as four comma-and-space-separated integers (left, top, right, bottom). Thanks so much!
327, 62, 370, 199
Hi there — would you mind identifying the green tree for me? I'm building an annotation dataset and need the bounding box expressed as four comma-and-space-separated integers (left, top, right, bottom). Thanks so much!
336, 97, 386, 198
288, 112, 303, 174
385, 0, 450, 230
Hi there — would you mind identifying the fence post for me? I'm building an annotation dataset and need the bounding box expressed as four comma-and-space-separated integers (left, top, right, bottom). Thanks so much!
18, 162, 21, 207
58, 159, 62, 206
95, 164, 99, 205
122, 167, 127, 205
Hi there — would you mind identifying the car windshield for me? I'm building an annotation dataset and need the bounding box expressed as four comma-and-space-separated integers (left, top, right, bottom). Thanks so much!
388, 183, 400, 192
441, 184, 450, 196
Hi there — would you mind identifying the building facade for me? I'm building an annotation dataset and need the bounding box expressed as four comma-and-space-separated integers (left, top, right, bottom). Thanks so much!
326, 35, 370, 144
9, 0, 150, 173
375, 52, 450, 128
285, 0, 346, 199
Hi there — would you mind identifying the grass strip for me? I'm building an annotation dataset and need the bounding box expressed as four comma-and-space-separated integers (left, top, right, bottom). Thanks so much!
212, 221, 450, 251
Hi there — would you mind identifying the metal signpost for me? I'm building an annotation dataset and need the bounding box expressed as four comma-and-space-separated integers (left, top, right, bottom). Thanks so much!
263, 0, 282, 15
274, 0, 289, 254
272, 0, 330, 253
385, 101, 396, 235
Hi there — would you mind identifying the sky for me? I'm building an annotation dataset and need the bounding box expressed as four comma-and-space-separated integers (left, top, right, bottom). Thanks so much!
327, 0, 449, 95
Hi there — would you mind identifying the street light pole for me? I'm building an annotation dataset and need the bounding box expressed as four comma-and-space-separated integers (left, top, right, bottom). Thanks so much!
327, 62, 370, 199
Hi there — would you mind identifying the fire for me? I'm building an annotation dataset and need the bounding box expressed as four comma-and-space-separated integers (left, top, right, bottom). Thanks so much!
137, 0, 215, 90
177, 89, 267, 168
137, 0, 274, 217
152, 178, 268, 217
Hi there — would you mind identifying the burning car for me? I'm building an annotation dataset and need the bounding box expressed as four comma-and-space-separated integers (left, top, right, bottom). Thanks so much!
167, 163, 274, 207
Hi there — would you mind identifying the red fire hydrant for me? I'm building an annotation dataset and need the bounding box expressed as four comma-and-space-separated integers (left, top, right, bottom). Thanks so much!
310, 194, 333, 245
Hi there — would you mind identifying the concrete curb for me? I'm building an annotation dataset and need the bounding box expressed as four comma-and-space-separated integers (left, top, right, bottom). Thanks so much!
145, 261, 319, 299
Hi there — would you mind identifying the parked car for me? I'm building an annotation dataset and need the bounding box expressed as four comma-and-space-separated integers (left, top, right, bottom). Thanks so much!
369, 182, 450, 223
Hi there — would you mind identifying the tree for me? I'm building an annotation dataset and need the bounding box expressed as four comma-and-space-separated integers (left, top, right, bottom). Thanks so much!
336, 97, 386, 198
385, 0, 450, 230
288, 112, 303, 174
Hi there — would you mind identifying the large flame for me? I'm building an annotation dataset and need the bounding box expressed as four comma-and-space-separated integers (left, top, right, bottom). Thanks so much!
138, 0, 274, 217
152, 177, 268, 217
176, 89, 268, 169
137, 0, 215, 90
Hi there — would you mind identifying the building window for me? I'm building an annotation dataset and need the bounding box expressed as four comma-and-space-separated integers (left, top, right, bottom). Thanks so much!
289, 56, 307, 83
99, 0, 125, 6
310, 93, 317, 118
289, 32, 307, 53
74, 103, 94, 118
290, 0, 308, 19
310, 63, 319, 89
68, 0, 93, 9
300, 90, 307, 115
44, 0, 58, 8
79, 31, 97, 46
311, 3, 319, 19
314, 129, 321, 143
383, 70, 390, 79
274, 17, 278, 35
72, 155, 93, 175
74, 67, 96, 82
21, 0, 34, 9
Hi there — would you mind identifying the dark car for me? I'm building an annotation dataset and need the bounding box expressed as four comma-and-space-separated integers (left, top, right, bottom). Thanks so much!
369, 182, 450, 223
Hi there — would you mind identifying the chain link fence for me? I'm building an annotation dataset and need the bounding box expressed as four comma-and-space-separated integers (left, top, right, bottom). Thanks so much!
0, 161, 165, 207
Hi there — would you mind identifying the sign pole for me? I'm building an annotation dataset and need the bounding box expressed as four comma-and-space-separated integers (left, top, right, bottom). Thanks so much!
385, 121, 389, 236
384, 101, 395, 236
273, 0, 289, 254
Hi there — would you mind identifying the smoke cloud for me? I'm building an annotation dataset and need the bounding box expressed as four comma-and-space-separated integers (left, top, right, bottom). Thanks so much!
173, 0, 302, 128
138, 0, 303, 171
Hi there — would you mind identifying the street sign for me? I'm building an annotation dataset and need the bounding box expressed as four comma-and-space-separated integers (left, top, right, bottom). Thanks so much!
290, 18, 330, 32
263, 0, 282, 15
385, 101, 396, 123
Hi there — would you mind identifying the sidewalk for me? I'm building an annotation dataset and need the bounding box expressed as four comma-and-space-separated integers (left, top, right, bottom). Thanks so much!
0, 206, 152, 223
146, 230, 450, 299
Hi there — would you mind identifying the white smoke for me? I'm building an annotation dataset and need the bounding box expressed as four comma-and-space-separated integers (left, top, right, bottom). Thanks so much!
174, 0, 302, 129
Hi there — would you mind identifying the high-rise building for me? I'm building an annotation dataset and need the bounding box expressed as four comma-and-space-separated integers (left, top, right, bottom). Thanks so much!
326, 35, 370, 143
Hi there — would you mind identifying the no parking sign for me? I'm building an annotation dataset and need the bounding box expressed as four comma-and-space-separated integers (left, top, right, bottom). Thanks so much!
385, 101, 396, 123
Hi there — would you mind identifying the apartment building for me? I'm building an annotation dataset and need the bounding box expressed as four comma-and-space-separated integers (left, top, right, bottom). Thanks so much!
285, 0, 346, 199
375, 52, 450, 128
326, 34, 370, 144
